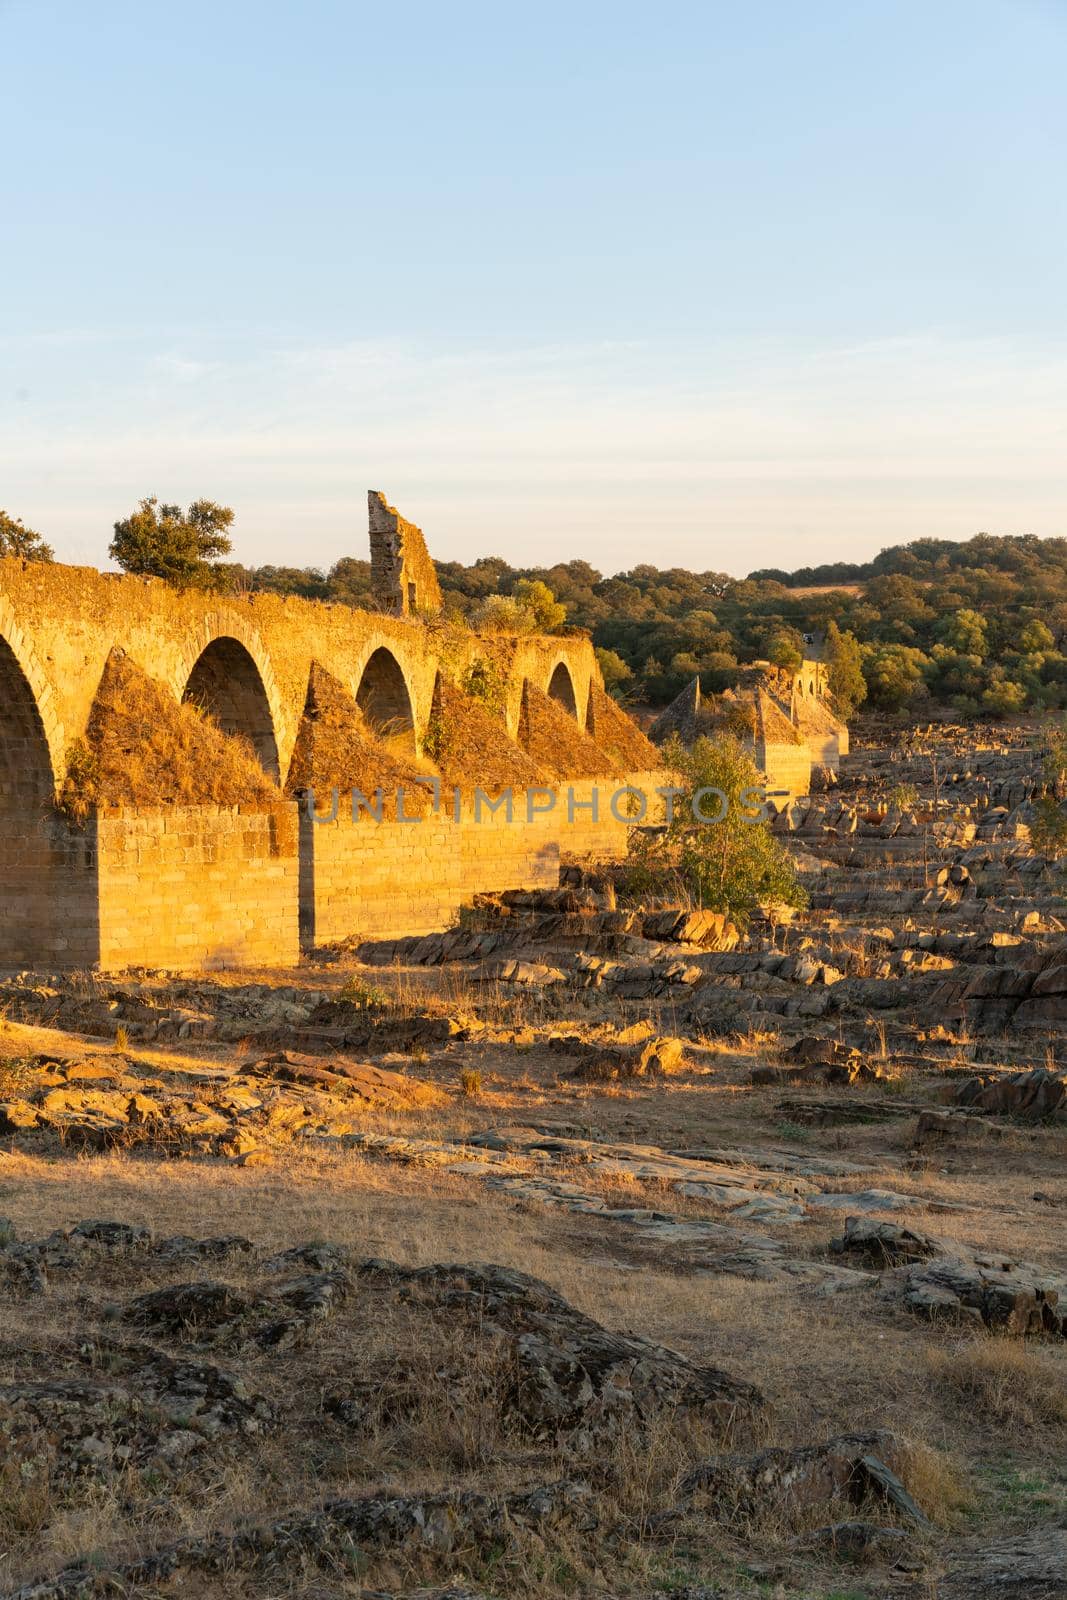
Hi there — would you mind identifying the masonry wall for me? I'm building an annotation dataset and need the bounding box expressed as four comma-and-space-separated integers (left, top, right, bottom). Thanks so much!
302, 803, 559, 945
95, 805, 300, 971
1, 770, 672, 972
756, 741, 812, 802
0, 558, 600, 784
300, 771, 669, 946
554, 769, 670, 858
804, 732, 843, 773
0, 810, 99, 968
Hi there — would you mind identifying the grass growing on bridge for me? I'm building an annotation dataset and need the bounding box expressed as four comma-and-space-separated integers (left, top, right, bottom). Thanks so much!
60, 651, 281, 818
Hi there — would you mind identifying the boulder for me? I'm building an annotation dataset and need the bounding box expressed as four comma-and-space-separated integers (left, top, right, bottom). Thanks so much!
899, 1254, 1066, 1337
953, 1068, 1065, 1122
830, 1217, 943, 1266
676, 1430, 926, 1525
354, 1260, 759, 1444
559, 1034, 687, 1082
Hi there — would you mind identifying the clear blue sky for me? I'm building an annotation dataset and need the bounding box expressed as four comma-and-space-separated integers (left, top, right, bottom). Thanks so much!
3, 0, 1066, 574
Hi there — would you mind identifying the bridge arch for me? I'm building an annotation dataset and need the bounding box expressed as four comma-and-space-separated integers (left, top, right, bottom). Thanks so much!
178, 615, 282, 780
0, 596, 63, 800
547, 659, 578, 718
355, 645, 416, 754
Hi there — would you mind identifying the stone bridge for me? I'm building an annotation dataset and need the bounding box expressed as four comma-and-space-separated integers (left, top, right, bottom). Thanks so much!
0, 531, 665, 973
0, 557, 598, 804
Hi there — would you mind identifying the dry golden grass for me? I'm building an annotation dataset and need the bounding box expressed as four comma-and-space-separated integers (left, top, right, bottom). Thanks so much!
59, 650, 279, 817
285, 661, 435, 815
0, 1123, 990, 1597
927, 1337, 1067, 1432
518, 681, 621, 778
585, 682, 662, 771
1, 946, 1065, 1598
428, 673, 547, 789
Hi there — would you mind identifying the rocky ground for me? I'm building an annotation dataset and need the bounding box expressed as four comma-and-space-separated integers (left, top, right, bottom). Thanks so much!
0, 724, 1065, 1599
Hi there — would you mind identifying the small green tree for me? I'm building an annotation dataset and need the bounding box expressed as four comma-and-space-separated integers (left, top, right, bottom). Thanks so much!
937, 607, 988, 658
1019, 618, 1055, 654
1031, 720, 1067, 859
513, 578, 567, 632
595, 646, 633, 698
474, 579, 566, 635
823, 620, 866, 716
765, 628, 803, 671
980, 675, 1028, 717
0, 509, 53, 562
862, 643, 931, 712
109, 497, 234, 587
627, 734, 806, 927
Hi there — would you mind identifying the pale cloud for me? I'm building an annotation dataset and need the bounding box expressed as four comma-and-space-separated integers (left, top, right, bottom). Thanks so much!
152, 354, 222, 383
2, 331, 1065, 574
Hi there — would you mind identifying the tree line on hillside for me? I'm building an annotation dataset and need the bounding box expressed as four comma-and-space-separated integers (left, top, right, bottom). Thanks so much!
5, 498, 1067, 719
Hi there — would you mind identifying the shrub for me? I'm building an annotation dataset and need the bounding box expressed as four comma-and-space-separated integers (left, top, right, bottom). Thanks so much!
0, 509, 53, 562
0, 1058, 32, 1099
626, 734, 806, 928
339, 977, 390, 1013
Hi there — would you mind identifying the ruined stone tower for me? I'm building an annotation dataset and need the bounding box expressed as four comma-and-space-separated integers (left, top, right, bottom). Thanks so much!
368, 490, 443, 616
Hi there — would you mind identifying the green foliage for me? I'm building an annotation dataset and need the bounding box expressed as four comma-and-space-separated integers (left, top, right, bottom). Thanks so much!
420, 711, 447, 763
421, 654, 506, 762
938, 607, 988, 657
764, 627, 803, 670
861, 643, 931, 712
1031, 720, 1067, 859
773, 1120, 812, 1143
58, 738, 102, 823
109, 497, 234, 588
513, 578, 566, 631
823, 620, 866, 715
1019, 618, 1054, 653
0, 509, 53, 562
461, 656, 508, 717
980, 674, 1028, 717
324, 556, 374, 605
626, 735, 806, 928
233, 530, 1067, 716
472, 578, 566, 635
595, 646, 633, 697
339, 976, 390, 1012
889, 781, 919, 810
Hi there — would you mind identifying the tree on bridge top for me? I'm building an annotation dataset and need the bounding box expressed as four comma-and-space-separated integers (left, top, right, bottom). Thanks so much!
0, 509, 53, 562
110, 497, 235, 588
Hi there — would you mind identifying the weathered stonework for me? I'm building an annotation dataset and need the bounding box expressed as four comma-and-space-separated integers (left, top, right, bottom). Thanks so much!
368, 490, 443, 616
299, 771, 667, 947
0, 565, 596, 793
0, 494, 658, 971
650, 657, 848, 801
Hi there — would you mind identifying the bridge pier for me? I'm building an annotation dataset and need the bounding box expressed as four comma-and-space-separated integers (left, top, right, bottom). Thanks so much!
0, 771, 666, 972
